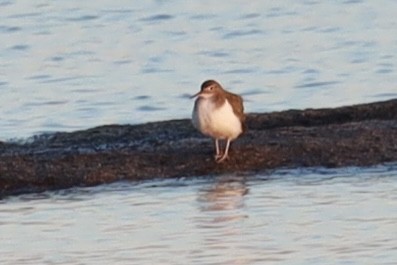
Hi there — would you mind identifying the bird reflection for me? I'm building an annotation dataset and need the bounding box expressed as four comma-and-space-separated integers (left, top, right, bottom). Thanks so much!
194, 176, 250, 265
197, 175, 249, 223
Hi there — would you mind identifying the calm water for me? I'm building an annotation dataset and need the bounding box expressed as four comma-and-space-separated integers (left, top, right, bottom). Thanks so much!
0, 0, 396, 139
1, 1, 397, 264
0, 165, 396, 264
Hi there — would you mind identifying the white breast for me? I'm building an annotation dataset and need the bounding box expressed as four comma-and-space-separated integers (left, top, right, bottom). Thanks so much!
192, 99, 242, 140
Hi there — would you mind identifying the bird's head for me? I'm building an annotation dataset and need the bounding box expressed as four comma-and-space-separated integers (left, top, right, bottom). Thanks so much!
191, 80, 223, 99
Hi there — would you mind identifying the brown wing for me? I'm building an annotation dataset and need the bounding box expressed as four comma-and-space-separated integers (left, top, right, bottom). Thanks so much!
225, 91, 245, 123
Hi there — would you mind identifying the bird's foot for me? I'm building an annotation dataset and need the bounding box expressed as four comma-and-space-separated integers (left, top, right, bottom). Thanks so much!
215, 153, 229, 163
214, 153, 223, 160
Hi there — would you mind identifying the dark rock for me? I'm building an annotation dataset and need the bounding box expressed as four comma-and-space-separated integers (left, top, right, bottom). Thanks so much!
1, 99, 397, 198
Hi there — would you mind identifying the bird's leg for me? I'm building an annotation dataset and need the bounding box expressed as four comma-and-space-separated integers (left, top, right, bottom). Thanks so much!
214, 139, 222, 159
216, 139, 231, 163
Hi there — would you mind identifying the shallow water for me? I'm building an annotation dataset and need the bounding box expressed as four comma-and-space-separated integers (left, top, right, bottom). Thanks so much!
1, 165, 396, 265
1, 0, 396, 139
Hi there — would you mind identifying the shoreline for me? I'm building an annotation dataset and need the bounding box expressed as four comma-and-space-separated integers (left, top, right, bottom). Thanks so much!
1, 99, 396, 198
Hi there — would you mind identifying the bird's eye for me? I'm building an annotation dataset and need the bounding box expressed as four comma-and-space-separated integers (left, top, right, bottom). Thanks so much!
208, 86, 213, 90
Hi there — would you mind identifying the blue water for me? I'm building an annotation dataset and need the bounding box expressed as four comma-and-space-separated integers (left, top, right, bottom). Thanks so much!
1, 165, 396, 265
0, 1, 396, 264
0, 0, 396, 139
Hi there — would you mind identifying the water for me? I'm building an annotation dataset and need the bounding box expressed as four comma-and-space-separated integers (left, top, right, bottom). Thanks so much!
0, 0, 396, 139
1, 165, 396, 264
1, 1, 397, 264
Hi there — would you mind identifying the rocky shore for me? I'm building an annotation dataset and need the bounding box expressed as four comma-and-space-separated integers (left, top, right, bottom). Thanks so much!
1, 99, 397, 198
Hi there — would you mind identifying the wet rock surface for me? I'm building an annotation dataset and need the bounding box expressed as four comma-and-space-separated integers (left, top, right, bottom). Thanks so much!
1, 99, 397, 197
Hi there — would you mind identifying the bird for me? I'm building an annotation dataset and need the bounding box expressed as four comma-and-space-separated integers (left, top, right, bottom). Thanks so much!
191, 80, 245, 163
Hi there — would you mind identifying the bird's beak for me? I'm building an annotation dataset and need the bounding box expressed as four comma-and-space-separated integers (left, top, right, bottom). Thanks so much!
190, 91, 201, 99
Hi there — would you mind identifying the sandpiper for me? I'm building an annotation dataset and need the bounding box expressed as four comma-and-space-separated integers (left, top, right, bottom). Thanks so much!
191, 80, 245, 163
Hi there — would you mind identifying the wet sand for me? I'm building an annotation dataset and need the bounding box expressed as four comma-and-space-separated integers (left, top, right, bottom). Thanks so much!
1, 99, 396, 197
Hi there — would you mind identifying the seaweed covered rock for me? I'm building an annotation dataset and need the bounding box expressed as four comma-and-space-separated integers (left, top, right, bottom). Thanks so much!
0, 99, 397, 197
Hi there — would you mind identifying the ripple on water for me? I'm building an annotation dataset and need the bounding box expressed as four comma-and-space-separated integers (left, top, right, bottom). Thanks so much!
134, 95, 151, 100
113, 59, 132, 65
240, 13, 262, 19
222, 29, 264, 39
222, 68, 258, 74
140, 14, 174, 22
65, 15, 100, 22
137, 105, 166, 111
295, 80, 339, 89
240, 88, 271, 96
0, 1, 12, 7
343, 0, 364, 4
376, 63, 394, 74
7, 12, 41, 19
141, 65, 173, 74
50, 56, 64, 62
198, 50, 230, 58
27, 74, 52, 80
0, 25, 21, 33
9, 44, 29, 51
